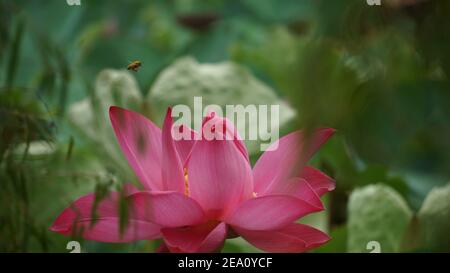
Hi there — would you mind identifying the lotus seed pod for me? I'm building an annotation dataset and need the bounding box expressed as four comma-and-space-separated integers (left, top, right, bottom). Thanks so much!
148, 57, 296, 154
348, 184, 412, 252
417, 183, 450, 252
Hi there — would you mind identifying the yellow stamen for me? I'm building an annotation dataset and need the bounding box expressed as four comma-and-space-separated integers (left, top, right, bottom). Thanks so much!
184, 168, 189, 196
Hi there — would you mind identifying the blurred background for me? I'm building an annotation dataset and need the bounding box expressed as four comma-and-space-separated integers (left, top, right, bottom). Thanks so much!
0, 0, 449, 253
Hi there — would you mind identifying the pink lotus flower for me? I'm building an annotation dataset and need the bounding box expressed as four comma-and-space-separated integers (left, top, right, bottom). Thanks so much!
51, 106, 336, 253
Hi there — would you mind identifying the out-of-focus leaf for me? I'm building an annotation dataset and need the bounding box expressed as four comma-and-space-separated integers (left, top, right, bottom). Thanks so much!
314, 225, 347, 253
241, 0, 314, 23
357, 164, 408, 197
401, 171, 449, 211
231, 26, 304, 95
14, 141, 55, 159
416, 0, 450, 77
347, 184, 412, 252
5, 18, 24, 89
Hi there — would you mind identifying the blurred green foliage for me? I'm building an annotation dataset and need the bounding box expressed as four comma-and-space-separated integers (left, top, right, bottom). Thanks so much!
0, 0, 449, 252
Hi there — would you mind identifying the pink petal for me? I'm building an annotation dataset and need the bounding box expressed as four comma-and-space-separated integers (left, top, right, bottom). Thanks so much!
109, 106, 163, 191
161, 108, 187, 193
197, 222, 228, 252
162, 222, 227, 253
173, 124, 198, 166
129, 191, 206, 228
122, 182, 140, 195
265, 177, 323, 209
201, 112, 249, 162
300, 166, 336, 196
187, 130, 253, 219
234, 223, 330, 253
226, 195, 323, 231
253, 128, 335, 195
50, 192, 160, 243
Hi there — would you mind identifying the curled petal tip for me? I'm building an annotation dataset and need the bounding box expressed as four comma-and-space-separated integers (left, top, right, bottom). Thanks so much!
109, 105, 121, 114
320, 127, 337, 136
166, 107, 173, 116
49, 220, 70, 233
305, 233, 331, 248
328, 181, 336, 191
49, 225, 62, 233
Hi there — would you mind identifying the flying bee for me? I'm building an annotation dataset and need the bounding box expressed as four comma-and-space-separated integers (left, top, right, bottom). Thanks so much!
127, 60, 142, 72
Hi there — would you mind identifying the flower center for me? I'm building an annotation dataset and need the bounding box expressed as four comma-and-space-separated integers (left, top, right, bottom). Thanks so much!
184, 168, 189, 196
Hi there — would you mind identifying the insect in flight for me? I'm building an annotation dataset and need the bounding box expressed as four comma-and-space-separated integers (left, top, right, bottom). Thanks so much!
127, 60, 142, 72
